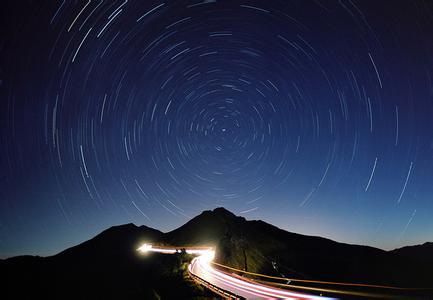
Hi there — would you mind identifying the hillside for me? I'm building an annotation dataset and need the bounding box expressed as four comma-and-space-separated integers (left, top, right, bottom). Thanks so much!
1, 207, 432, 299
391, 242, 433, 263
1, 224, 214, 299
165, 208, 432, 287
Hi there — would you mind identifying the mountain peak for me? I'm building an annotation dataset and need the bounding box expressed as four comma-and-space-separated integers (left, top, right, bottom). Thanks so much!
211, 207, 237, 217
111, 223, 138, 229
199, 207, 245, 223
97, 223, 139, 236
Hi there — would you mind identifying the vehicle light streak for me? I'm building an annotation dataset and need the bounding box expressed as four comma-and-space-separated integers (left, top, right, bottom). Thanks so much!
137, 244, 335, 300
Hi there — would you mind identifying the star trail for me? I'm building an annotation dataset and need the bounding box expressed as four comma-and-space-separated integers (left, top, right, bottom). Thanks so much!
1, 1, 433, 257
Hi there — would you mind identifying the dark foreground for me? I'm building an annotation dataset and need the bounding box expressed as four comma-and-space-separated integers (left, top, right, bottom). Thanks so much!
2, 208, 433, 299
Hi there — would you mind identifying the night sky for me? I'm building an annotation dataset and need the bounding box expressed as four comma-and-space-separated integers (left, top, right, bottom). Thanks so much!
2, 1, 433, 258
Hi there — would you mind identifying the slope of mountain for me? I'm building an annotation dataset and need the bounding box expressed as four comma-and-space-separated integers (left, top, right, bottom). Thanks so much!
1, 224, 213, 299
391, 242, 433, 262
165, 208, 433, 287
1, 207, 432, 299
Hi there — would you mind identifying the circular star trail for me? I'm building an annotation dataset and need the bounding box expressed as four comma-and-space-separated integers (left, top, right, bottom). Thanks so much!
1, 1, 433, 256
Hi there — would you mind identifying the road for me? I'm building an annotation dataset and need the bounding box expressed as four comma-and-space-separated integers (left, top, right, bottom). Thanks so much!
138, 244, 335, 300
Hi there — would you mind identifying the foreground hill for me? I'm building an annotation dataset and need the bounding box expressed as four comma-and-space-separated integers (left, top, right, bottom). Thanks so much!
164, 208, 433, 287
1, 224, 213, 299
390, 242, 433, 263
1, 207, 432, 299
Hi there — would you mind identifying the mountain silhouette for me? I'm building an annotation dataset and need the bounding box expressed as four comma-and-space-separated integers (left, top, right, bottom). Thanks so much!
163, 208, 432, 288
391, 242, 433, 263
1, 207, 432, 299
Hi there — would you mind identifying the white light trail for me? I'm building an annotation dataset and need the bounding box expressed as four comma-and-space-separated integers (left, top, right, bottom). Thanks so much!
397, 162, 414, 204
365, 157, 378, 192
137, 243, 334, 300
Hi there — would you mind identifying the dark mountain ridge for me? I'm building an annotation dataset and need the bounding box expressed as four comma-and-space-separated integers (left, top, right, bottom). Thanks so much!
2, 207, 432, 299
390, 242, 433, 262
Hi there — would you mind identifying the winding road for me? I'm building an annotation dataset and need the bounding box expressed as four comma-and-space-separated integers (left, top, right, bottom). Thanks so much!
137, 244, 335, 300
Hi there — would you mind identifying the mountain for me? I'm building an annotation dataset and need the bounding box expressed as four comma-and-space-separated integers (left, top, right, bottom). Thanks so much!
1, 207, 432, 299
0, 224, 213, 299
167, 208, 433, 287
391, 242, 433, 263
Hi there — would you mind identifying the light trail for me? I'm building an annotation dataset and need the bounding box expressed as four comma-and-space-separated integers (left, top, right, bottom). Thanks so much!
137, 244, 335, 299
